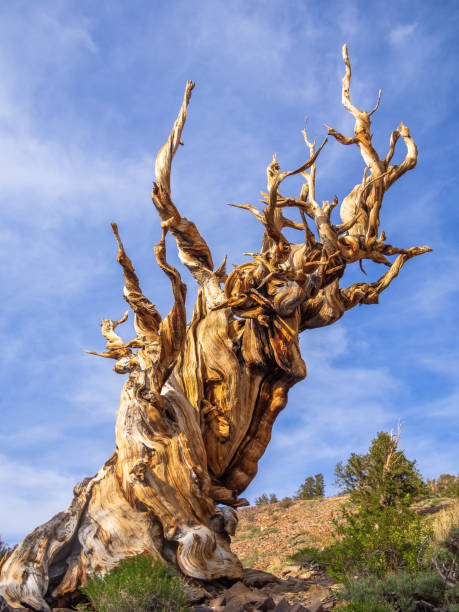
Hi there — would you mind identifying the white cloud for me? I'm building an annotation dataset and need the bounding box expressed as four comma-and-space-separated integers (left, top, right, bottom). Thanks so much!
389, 23, 417, 46
0, 454, 76, 544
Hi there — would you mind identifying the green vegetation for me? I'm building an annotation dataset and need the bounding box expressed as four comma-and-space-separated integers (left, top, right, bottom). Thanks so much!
279, 496, 294, 508
427, 473, 459, 498
234, 525, 278, 541
336, 571, 444, 611
333, 430, 426, 506
291, 430, 430, 580
324, 504, 429, 580
240, 550, 260, 568
297, 473, 325, 500
288, 429, 459, 611
78, 555, 189, 612
254, 492, 278, 505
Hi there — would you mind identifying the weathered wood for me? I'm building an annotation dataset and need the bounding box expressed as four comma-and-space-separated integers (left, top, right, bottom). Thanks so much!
0, 47, 431, 610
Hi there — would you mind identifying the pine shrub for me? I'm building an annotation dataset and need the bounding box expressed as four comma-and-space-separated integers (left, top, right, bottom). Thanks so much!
336, 571, 447, 611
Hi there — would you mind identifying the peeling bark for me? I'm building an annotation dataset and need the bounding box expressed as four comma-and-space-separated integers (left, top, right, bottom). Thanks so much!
0, 49, 431, 610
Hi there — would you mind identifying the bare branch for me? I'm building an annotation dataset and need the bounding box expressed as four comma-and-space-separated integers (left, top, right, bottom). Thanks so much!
155, 80, 195, 196
384, 129, 401, 165
384, 123, 418, 189
111, 222, 162, 339
85, 310, 131, 359
227, 203, 266, 225
154, 231, 187, 389
368, 89, 382, 116
300, 245, 432, 330
151, 81, 225, 307
341, 43, 361, 118
343, 245, 432, 307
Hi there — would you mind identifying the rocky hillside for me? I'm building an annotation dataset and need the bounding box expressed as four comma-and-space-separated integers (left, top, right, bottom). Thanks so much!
231, 497, 346, 574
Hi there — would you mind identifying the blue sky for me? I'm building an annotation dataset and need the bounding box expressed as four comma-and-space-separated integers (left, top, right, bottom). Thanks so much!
1, 0, 458, 544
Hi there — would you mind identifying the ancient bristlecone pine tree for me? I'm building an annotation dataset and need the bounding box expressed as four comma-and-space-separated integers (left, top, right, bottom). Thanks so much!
0, 46, 431, 610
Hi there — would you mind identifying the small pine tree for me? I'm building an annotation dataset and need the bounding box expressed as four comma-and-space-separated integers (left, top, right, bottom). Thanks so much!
334, 427, 426, 508
314, 473, 325, 498
297, 473, 325, 500
297, 476, 316, 500
321, 426, 430, 580
269, 493, 278, 504
254, 493, 269, 505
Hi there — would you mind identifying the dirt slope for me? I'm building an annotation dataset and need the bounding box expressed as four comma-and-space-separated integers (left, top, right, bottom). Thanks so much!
231, 497, 346, 573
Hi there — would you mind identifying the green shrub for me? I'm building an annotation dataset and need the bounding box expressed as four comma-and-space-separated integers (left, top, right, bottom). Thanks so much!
427, 473, 459, 498
336, 604, 393, 611
336, 571, 446, 612
429, 524, 459, 607
328, 504, 431, 580
279, 497, 294, 508
290, 505, 430, 581
288, 545, 319, 565
78, 555, 189, 612
240, 550, 259, 568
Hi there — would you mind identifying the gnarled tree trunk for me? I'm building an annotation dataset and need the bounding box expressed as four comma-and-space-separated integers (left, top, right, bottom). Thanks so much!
0, 46, 431, 611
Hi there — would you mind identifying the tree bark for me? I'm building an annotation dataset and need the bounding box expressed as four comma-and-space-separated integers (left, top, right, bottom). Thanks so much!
0, 49, 431, 611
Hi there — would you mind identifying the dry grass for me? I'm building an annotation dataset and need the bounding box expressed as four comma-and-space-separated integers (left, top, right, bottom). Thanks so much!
431, 498, 459, 544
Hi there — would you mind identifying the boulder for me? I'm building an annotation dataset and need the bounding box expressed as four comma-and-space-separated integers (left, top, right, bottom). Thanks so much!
243, 568, 281, 588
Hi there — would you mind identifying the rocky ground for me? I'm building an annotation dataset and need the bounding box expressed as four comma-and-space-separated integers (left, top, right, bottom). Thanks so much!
4, 496, 455, 611
187, 496, 458, 611
187, 497, 347, 612
231, 497, 345, 573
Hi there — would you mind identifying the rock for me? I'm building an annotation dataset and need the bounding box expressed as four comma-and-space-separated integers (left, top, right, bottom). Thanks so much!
192, 607, 214, 612
186, 583, 213, 603
224, 581, 254, 602
290, 605, 309, 612
305, 585, 329, 600
259, 596, 276, 611
278, 578, 306, 594
266, 556, 283, 571
209, 595, 225, 607
281, 564, 302, 577
305, 600, 324, 612
222, 583, 275, 611
243, 568, 281, 587
297, 570, 313, 580
273, 598, 291, 611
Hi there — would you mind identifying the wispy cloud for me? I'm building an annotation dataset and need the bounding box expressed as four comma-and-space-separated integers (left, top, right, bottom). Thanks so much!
389, 23, 417, 46
0, 454, 76, 544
